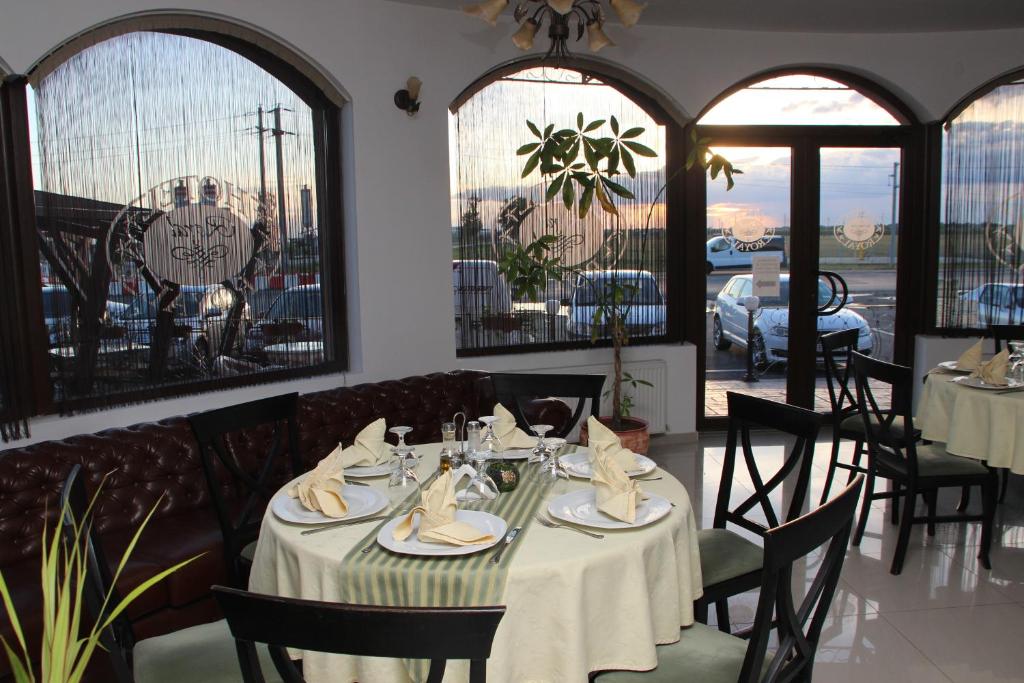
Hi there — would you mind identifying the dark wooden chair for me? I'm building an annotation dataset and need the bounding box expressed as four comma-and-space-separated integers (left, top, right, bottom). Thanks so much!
489, 372, 605, 438
851, 351, 997, 575
818, 329, 919, 507
990, 324, 1024, 353
59, 465, 282, 683
212, 586, 506, 683
694, 391, 821, 634
187, 392, 301, 588
597, 476, 864, 683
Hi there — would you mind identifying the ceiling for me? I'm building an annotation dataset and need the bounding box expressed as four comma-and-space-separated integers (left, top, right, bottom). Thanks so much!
390, 0, 1024, 33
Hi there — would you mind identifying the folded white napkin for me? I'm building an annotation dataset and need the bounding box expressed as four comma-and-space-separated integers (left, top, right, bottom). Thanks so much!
971, 349, 1009, 386
393, 471, 496, 546
492, 403, 538, 449
288, 450, 349, 518
339, 418, 389, 468
591, 446, 647, 523
585, 416, 639, 471
956, 339, 984, 371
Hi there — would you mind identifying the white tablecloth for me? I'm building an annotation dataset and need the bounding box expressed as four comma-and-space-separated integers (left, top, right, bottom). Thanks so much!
249, 443, 702, 683
918, 373, 1024, 474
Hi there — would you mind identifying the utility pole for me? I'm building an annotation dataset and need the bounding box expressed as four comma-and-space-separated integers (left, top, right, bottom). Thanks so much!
269, 105, 294, 276
888, 161, 900, 267
256, 106, 268, 218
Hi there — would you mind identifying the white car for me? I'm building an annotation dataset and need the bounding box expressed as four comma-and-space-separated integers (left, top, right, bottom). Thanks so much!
959, 283, 1024, 325
712, 274, 872, 368
566, 269, 666, 339
706, 235, 786, 274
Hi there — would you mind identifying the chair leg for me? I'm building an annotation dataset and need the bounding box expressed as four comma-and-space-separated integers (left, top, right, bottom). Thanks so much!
980, 476, 997, 571
925, 490, 937, 536
999, 468, 1010, 503
847, 440, 864, 484
956, 485, 971, 512
890, 488, 916, 575
853, 470, 875, 547
890, 482, 900, 526
820, 431, 843, 505
693, 598, 708, 625
715, 599, 731, 634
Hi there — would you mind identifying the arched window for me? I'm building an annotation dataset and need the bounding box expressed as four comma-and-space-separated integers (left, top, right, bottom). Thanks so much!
20, 26, 346, 411
937, 72, 1024, 330
449, 65, 672, 355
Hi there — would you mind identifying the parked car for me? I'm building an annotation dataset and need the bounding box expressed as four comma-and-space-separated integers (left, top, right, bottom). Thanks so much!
452, 259, 513, 318
566, 269, 666, 338
705, 235, 787, 274
959, 282, 1024, 325
245, 284, 323, 353
121, 284, 250, 367
42, 284, 129, 347
712, 273, 872, 368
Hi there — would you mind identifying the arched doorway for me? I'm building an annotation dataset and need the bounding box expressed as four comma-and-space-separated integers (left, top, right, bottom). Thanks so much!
694, 69, 921, 423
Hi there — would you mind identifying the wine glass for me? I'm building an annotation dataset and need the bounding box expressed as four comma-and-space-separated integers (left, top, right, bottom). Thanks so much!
530, 424, 553, 463
539, 437, 569, 479
387, 445, 420, 509
461, 443, 500, 506
1009, 341, 1024, 383
389, 425, 417, 460
478, 415, 504, 455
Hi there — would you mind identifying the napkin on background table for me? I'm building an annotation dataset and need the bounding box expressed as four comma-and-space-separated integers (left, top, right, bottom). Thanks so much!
492, 403, 539, 449
971, 349, 1010, 386
393, 470, 496, 545
956, 339, 985, 371
585, 415, 639, 471
339, 418, 390, 468
591, 447, 648, 524
288, 449, 349, 518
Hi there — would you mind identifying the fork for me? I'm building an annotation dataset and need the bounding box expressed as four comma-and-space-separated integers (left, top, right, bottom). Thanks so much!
534, 514, 604, 539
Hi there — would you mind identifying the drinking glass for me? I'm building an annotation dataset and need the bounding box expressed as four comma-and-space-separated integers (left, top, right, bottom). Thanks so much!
389, 425, 417, 460
539, 437, 569, 479
478, 415, 504, 455
441, 421, 458, 463
387, 445, 420, 509
1009, 341, 1024, 383
530, 424, 553, 463
463, 448, 500, 503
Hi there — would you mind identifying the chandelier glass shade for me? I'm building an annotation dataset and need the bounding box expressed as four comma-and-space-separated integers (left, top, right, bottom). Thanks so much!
463, 0, 646, 59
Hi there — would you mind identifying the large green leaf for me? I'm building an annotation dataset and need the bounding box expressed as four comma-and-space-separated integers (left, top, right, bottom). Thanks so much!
621, 127, 644, 139
623, 140, 658, 157
521, 152, 541, 178
562, 175, 575, 210
516, 142, 540, 155
527, 120, 541, 138
602, 176, 635, 200
545, 173, 565, 201
610, 115, 619, 135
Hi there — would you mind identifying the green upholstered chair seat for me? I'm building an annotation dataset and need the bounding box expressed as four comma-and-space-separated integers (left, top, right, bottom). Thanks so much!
839, 413, 913, 441
134, 618, 283, 683
596, 622, 772, 683
698, 528, 764, 588
877, 442, 990, 478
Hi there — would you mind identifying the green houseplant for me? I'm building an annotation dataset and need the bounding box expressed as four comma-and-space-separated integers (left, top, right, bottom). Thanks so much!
500, 115, 739, 436
0, 477, 197, 683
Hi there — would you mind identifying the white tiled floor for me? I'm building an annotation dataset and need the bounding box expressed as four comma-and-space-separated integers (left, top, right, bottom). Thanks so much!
648, 430, 1024, 683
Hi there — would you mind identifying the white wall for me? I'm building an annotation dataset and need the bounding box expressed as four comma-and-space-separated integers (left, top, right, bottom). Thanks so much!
2, 0, 1023, 446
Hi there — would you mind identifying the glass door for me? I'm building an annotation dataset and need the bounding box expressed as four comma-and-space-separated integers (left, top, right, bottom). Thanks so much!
704, 147, 792, 417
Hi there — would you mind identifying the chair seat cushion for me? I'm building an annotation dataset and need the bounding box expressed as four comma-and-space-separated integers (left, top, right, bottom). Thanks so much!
697, 528, 764, 589
596, 622, 770, 683
839, 413, 917, 442
134, 618, 283, 682
878, 442, 991, 478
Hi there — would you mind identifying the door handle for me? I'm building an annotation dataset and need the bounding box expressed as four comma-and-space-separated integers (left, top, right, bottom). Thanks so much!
817, 271, 848, 316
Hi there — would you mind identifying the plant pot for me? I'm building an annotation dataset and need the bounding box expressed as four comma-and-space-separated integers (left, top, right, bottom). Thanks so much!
579, 416, 650, 455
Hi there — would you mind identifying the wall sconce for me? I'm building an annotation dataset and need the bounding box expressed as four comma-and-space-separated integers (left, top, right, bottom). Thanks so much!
394, 77, 422, 116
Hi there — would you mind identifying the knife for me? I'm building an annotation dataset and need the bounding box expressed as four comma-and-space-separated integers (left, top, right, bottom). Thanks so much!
300, 514, 390, 535
490, 526, 522, 564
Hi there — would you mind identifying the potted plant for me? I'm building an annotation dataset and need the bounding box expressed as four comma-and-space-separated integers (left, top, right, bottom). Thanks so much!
499, 115, 739, 448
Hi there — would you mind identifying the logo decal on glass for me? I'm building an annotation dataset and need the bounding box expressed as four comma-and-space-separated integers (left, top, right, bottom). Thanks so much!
835, 211, 885, 251
721, 212, 776, 252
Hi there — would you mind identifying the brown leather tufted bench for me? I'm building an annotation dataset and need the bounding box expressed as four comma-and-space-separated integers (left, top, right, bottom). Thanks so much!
0, 369, 570, 679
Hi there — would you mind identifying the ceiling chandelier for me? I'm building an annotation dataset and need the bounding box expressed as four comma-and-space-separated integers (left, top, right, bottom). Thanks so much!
463, 0, 646, 59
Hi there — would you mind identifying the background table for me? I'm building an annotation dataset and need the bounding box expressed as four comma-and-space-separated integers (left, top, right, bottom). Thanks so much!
918, 373, 1024, 474
249, 444, 702, 683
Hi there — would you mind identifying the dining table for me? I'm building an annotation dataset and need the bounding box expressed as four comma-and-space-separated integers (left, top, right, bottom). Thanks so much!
248, 443, 703, 683
917, 372, 1024, 474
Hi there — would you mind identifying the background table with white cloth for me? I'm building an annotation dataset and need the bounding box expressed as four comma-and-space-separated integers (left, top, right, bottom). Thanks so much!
249, 443, 703, 683
918, 373, 1024, 474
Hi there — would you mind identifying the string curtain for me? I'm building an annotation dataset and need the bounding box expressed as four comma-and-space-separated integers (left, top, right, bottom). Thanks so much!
31, 31, 328, 410
450, 67, 667, 354
939, 80, 1024, 329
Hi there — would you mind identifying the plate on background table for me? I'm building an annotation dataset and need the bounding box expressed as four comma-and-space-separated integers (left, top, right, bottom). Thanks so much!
271, 485, 388, 525
954, 376, 1024, 391
491, 449, 533, 461
375, 510, 507, 556
344, 462, 394, 478
547, 489, 672, 530
558, 450, 657, 479
937, 360, 978, 373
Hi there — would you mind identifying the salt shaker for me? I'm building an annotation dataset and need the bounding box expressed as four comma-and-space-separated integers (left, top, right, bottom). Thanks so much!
466, 420, 482, 458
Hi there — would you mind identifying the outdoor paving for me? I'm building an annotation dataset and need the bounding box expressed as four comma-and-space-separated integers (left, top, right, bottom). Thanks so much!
705, 376, 892, 417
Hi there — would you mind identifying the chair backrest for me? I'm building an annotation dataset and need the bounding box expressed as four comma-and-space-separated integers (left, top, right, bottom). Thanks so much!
212, 586, 505, 683
187, 392, 300, 586
851, 352, 919, 478
713, 392, 823, 535
59, 464, 136, 683
739, 476, 864, 682
819, 328, 860, 421
991, 324, 1024, 353
488, 373, 605, 438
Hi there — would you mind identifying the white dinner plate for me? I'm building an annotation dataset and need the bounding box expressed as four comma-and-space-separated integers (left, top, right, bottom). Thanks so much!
547, 489, 672, 530
954, 376, 1024, 391
558, 450, 657, 479
937, 360, 974, 373
271, 485, 388, 525
375, 510, 507, 556
344, 462, 395, 478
